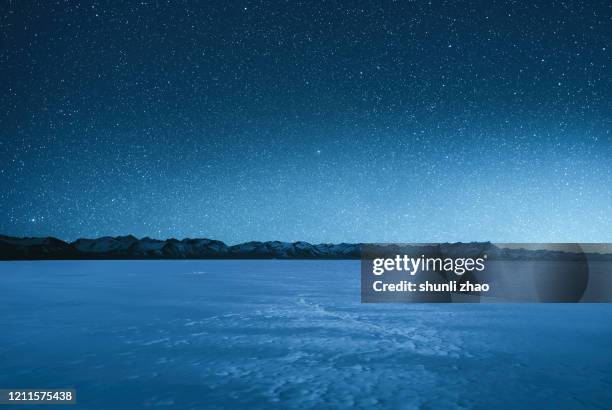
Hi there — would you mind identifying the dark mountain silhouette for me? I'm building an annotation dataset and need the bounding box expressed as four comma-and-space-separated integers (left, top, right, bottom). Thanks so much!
1, 235, 611, 261
0, 235, 360, 260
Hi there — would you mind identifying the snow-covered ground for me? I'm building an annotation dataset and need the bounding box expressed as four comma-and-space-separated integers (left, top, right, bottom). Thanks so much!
0, 260, 611, 409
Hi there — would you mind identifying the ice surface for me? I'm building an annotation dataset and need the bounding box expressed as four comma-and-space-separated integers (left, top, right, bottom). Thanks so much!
0, 260, 611, 409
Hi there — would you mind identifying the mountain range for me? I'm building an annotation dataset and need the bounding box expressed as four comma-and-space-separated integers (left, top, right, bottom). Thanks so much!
0, 235, 360, 260
1, 235, 611, 261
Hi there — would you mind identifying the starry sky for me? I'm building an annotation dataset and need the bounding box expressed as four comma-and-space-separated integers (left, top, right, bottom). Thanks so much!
1, 1, 611, 244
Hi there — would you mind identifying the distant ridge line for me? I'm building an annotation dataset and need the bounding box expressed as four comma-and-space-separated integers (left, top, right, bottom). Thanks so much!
1, 235, 612, 261
0, 234, 361, 260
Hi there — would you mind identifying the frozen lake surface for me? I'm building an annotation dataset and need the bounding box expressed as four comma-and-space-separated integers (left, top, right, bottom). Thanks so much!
1, 260, 611, 409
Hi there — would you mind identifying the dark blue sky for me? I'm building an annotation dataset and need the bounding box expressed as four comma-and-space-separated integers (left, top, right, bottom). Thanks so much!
1, 1, 611, 243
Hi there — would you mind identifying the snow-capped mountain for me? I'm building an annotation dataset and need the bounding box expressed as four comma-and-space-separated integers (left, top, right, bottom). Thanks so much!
1, 235, 610, 260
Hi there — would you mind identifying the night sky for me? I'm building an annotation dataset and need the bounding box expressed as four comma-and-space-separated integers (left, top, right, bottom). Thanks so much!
1, 1, 611, 244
